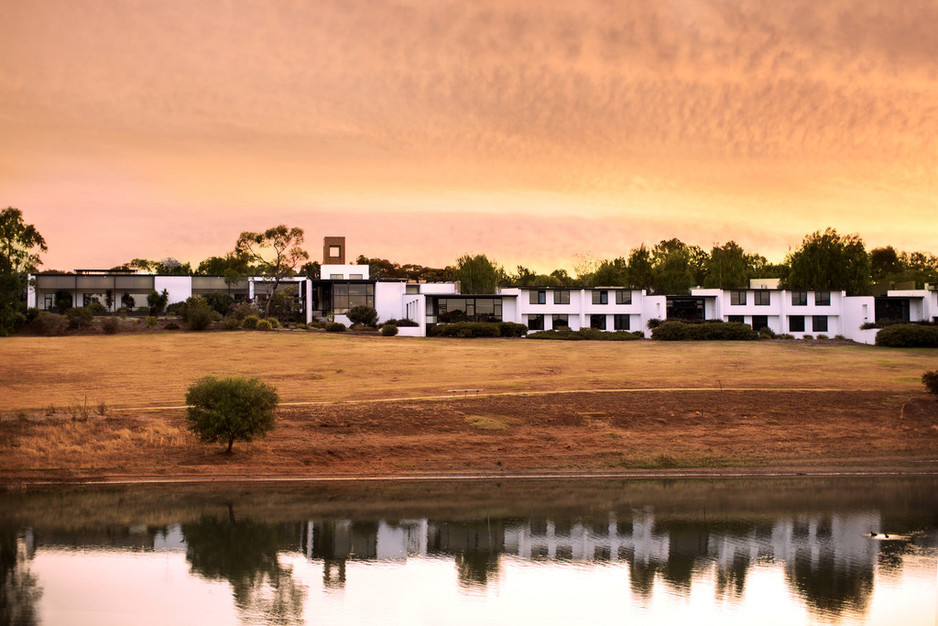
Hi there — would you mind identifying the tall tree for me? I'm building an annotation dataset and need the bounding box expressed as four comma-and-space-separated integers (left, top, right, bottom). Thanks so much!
590, 257, 629, 287
453, 254, 501, 294
651, 239, 696, 294
783, 228, 872, 296
627, 245, 654, 291
0, 208, 47, 336
704, 241, 750, 289
235, 226, 309, 317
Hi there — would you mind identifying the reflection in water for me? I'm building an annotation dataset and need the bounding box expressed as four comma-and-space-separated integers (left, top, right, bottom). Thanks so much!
2, 478, 937, 624
183, 507, 306, 625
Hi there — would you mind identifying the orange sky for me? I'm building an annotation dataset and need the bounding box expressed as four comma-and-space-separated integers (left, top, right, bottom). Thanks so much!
2, 0, 936, 272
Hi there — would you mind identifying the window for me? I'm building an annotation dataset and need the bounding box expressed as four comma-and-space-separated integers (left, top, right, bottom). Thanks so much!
330, 274, 343, 279
552, 314, 569, 328
329, 246, 341, 257
730, 291, 747, 306
527, 314, 544, 331
592, 291, 608, 305
44, 294, 53, 310
554, 290, 570, 305
349, 274, 363, 280
613, 314, 630, 330
530, 290, 546, 305
752, 315, 769, 331
815, 291, 831, 306
728, 315, 744, 323
791, 291, 808, 306
754, 291, 770, 306
789, 315, 805, 332
590, 314, 606, 330
615, 290, 632, 305
405, 284, 419, 295
331, 282, 375, 314
812, 316, 828, 332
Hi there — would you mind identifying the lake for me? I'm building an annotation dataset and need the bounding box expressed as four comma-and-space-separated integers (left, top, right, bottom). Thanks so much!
1, 476, 936, 625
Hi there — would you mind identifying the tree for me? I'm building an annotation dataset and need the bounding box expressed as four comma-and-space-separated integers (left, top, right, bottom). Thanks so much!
651, 239, 696, 294
235, 226, 309, 317
784, 228, 872, 296
347, 305, 378, 327
185, 376, 279, 454
590, 257, 629, 287
453, 254, 501, 294
0, 208, 47, 336
627, 245, 654, 290
704, 241, 751, 289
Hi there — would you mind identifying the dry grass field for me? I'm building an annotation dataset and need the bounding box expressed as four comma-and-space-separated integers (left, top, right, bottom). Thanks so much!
1, 332, 937, 483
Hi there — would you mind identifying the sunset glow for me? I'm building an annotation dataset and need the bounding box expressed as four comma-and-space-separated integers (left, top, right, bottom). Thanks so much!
2, 0, 936, 271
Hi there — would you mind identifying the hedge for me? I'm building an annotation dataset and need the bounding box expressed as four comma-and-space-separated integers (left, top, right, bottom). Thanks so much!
651, 321, 759, 341
875, 324, 938, 348
527, 328, 642, 341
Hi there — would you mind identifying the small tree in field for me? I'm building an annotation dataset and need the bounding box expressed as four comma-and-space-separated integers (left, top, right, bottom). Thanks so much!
185, 377, 279, 454
923, 371, 938, 395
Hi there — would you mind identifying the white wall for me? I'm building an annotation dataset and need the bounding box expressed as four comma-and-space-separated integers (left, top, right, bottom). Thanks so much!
375, 282, 407, 322
321, 264, 370, 280
154, 276, 192, 305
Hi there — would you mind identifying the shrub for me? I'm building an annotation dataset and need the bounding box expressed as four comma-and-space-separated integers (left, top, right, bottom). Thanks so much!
646, 318, 664, 330
165, 302, 185, 316
87, 301, 108, 315
381, 324, 399, 336
266, 286, 303, 323
383, 318, 418, 327
816, 334, 829, 340
32, 311, 68, 336
923, 371, 938, 395
802, 335, 814, 341
255, 319, 272, 331
650, 321, 690, 341
350, 323, 373, 331
185, 376, 279, 454
101, 316, 120, 335
147, 289, 169, 315
651, 320, 758, 341
183, 296, 215, 331
307, 320, 327, 329
231, 302, 258, 321
66, 307, 94, 330
497, 322, 528, 337
164, 321, 180, 330
296, 322, 308, 330
326, 322, 347, 332
223, 317, 240, 330
347, 305, 379, 327
527, 328, 640, 341
241, 315, 260, 329
428, 322, 500, 338
776, 333, 795, 340
758, 326, 775, 339
146, 315, 158, 327
116, 307, 130, 317
875, 324, 938, 348
204, 292, 233, 316
268, 318, 281, 329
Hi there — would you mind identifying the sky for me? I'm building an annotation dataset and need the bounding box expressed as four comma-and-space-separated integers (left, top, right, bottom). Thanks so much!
2, 0, 936, 273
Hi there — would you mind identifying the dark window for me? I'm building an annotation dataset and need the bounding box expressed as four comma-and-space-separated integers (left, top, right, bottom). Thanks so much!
331, 282, 375, 314
815, 291, 831, 306
552, 314, 569, 328
789, 315, 805, 332
613, 314, 630, 330
554, 290, 570, 305
812, 316, 828, 332
615, 290, 632, 305
330, 274, 343, 279
590, 314, 606, 330
592, 291, 608, 305
752, 315, 769, 331
730, 291, 747, 305
530, 290, 546, 305
436, 297, 502, 323
527, 314, 544, 331
754, 291, 770, 306
728, 315, 744, 323
791, 291, 808, 306
405, 284, 419, 295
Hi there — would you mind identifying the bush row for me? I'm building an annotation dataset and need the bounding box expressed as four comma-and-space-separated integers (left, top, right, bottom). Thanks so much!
875, 324, 938, 348
428, 321, 528, 338
651, 321, 759, 341
527, 328, 642, 341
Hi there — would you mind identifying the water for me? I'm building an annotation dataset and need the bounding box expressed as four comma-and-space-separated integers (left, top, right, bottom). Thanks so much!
2, 477, 936, 625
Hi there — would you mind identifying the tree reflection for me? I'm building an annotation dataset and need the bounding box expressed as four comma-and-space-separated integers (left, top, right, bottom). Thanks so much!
0, 528, 42, 626
183, 509, 306, 624
786, 553, 874, 618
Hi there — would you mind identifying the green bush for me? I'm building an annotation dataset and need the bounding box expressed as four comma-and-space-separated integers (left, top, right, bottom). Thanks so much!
347, 305, 379, 327
256, 319, 272, 331
116, 307, 130, 317
777, 333, 795, 340
183, 296, 215, 331
307, 320, 327, 329
651, 321, 758, 341
32, 311, 68, 336
223, 317, 240, 330
383, 318, 418, 327
268, 318, 281, 329
428, 322, 500, 338
527, 328, 641, 341
66, 307, 94, 330
147, 289, 169, 315
923, 371, 938, 395
231, 302, 258, 321
185, 376, 278, 454
758, 326, 775, 339
165, 302, 185, 316
266, 286, 303, 323
87, 301, 107, 315
296, 322, 308, 329
164, 321, 180, 330
497, 322, 528, 337
241, 315, 260, 329
381, 324, 399, 336
101, 316, 120, 335
876, 324, 938, 348
204, 292, 233, 316
146, 315, 158, 327
326, 322, 347, 332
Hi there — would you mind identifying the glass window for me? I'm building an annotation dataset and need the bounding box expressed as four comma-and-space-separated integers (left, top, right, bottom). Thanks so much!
754, 291, 770, 306
527, 314, 544, 331
815, 291, 831, 306
730, 291, 747, 305
552, 314, 569, 328
728, 315, 744, 323
590, 314, 606, 330
529, 290, 546, 305
791, 291, 808, 306
592, 291, 608, 305
615, 290, 632, 305
330, 274, 343, 279
789, 315, 805, 332
613, 314, 630, 330
752, 315, 769, 331
405, 284, 419, 295
349, 274, 363, 280
554, 290, 570, 305
812, 316, 828, 332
